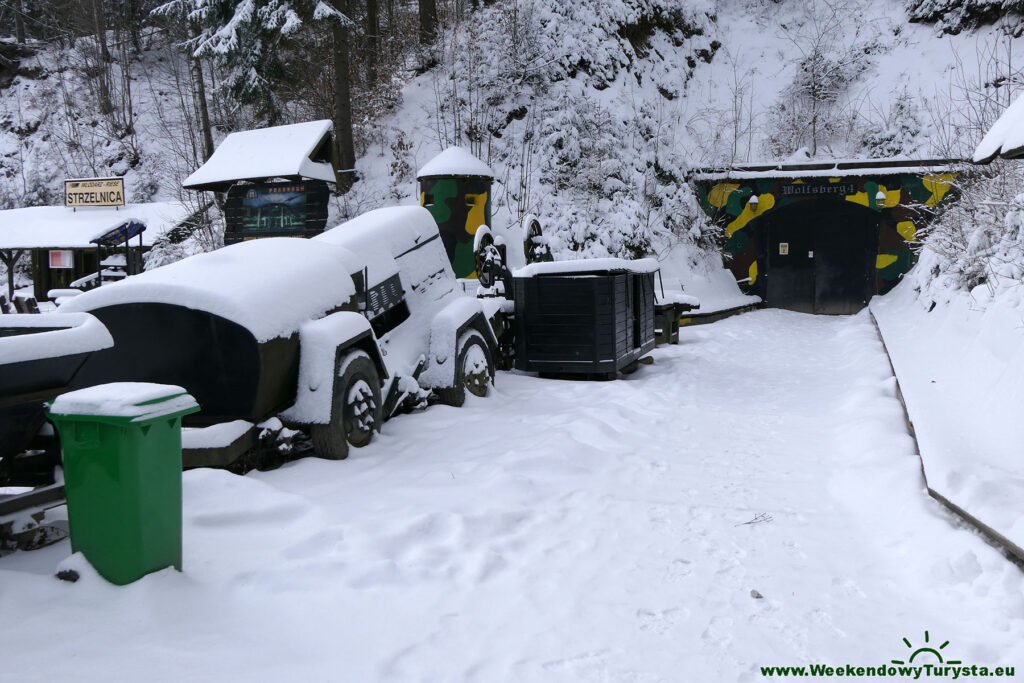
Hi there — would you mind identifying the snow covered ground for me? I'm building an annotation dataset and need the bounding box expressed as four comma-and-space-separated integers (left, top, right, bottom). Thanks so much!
872, 280, 1024, 558
3, 310, 1023, 681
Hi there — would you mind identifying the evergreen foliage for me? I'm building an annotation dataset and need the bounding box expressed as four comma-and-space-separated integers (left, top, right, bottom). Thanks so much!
152, 0, 353, 123
906, 0, 1024, 34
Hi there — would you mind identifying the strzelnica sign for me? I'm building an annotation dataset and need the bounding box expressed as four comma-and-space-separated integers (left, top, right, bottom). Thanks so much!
760, 631, 1016, 679
64, 177, 125, 208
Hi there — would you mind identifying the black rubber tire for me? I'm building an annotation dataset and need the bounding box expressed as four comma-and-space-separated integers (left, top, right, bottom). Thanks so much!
311, 351, 382, 460
437, 331, 493, 407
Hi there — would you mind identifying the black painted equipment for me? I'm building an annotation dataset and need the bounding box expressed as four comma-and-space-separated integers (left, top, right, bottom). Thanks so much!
513, 265, 656, 376
0, 314, 112, 486
70, 303, 300, 425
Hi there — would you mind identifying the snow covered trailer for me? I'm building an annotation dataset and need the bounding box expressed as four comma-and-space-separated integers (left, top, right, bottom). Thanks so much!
58, 206, 501, 468
311, 207, 502, 408
59, 237, 377, 465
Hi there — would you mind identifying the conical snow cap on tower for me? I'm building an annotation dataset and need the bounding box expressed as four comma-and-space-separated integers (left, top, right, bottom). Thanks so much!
416, 146, 494, 180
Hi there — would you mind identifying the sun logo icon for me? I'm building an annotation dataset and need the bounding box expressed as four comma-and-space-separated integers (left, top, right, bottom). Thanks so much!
891, 631, 962, 665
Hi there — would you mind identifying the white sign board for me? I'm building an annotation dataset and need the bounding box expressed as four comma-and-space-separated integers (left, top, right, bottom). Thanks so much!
49, 249, 74, 269
64, 177, 125, 208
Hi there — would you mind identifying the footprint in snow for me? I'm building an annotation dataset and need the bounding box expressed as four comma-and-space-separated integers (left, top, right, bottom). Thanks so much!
637, 607, 690, 635
701, 616, 735, 649
375, 511, 461, 558
647, 505, 672, 531
472, 551, 509, 583
831, 576, 866, 599
932, 550, 983, 585
668, 558, 694, 579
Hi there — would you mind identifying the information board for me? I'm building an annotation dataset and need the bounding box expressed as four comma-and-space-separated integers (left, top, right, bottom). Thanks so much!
223, 180, 330, 243
64, 177, 125, 207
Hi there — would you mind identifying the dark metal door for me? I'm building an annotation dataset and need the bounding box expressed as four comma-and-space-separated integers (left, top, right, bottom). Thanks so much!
760, 200, 878, 315
765, 215, 815, 314
813, 208, 877, 315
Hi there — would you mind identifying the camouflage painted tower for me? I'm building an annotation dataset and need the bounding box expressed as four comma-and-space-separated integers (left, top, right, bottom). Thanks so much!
417, 147, 494, 279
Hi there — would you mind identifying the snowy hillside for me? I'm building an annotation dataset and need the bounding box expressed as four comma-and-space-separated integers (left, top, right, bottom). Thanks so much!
342, 0, 1024, 287
3, 0, 1022, 271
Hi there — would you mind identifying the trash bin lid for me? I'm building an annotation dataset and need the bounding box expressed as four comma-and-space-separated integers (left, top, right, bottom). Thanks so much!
48, 382, 199, 423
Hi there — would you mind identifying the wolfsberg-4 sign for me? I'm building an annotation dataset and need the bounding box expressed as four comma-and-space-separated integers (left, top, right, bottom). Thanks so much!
64, 177, 125, 208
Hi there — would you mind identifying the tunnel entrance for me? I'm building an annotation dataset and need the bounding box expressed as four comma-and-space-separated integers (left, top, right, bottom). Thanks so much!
692, 159, 961, 315
758, 200, 878, 315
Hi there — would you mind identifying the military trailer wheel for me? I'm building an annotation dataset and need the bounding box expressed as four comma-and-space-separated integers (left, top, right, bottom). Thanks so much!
311, 350, 382, 460
437, 330, 493, 408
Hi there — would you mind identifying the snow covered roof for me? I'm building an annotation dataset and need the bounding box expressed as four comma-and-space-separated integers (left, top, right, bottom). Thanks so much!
182, 120, 337, 191
0, 202, 191, 250
61, 237, 359, 342
417, 147, 494, 179
693, 158, 962, 181
973, 94, 1024, 163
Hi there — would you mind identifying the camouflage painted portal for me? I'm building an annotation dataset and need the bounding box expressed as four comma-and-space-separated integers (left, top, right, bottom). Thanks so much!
692, 170, 957, 295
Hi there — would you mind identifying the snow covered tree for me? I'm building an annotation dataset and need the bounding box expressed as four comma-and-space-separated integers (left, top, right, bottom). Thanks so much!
859, 89, 925, 158
14, 0, 25, 43
765, 0, 875, 157
153, 0, 354, 124
914, 34, 1024, 297
152, 0, 359, 190
328, 0, 357, 191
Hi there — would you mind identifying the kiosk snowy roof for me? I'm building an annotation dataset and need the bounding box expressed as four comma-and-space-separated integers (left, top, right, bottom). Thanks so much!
0, 202, 191, 250
183, 120, 338, 191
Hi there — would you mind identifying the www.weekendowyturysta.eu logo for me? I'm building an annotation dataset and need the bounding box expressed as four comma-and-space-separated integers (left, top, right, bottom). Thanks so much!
759, 631, 1016, 678
891, 631, 960, 667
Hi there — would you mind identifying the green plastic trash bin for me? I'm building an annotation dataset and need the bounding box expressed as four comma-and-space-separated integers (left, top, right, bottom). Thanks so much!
47, 382, 199, 586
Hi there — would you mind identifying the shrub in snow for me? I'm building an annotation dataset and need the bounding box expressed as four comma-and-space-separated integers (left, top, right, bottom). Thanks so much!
914, 161, 1024, 300
763, 0, 880, 158
145, 202, 224, 270
859, 89, 926, 158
